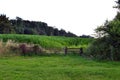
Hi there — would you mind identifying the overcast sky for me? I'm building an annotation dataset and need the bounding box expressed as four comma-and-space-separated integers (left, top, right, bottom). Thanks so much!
0, 0, 117, 36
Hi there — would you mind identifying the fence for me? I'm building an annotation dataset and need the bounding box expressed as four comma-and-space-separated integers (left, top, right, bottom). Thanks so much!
64, 47, 83, 56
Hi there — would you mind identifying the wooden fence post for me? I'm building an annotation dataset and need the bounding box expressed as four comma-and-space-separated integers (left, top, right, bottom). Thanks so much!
79, 48, 83, 56
65, 47, 68, 55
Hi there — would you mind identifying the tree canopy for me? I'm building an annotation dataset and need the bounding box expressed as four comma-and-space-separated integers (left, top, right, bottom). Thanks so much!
0, 15, 13, 34
0, 14, 77, 37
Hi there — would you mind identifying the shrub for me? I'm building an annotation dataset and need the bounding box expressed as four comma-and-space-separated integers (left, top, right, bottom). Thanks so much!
85, 41, 110, 60
85, 37, 120, 61
19, 43, 44, 56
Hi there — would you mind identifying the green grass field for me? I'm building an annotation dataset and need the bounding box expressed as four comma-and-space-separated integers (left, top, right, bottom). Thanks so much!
0, 34, 93, 49
0, 55, 120, 80
0, 34, 118, 80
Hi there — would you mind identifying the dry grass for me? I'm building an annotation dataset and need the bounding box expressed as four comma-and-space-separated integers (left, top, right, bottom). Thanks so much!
0, 40, 5, 55
0, 39, 66, 57
0, 40, 19, 56
0, 40, 45, 57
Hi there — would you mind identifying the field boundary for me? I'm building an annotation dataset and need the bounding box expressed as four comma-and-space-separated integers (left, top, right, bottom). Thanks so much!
64, 47, 83, 55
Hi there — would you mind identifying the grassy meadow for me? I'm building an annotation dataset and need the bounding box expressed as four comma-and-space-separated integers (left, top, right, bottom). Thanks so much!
0, 55, 120, 80
0, 34, 120, 80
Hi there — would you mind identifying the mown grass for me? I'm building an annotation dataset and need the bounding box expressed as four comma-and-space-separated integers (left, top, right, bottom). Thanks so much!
0, 55, 120, 80
0, 34, 93, 49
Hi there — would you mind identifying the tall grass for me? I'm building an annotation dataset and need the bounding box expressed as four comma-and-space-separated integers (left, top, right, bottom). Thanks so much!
0, 40, 19, 56
0, 40, 47, 57
0, 34, 93, 49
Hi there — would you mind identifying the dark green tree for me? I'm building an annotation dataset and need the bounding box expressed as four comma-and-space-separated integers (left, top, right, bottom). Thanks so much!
86, 0, 120, 60
0, 14, 13, 34
53, 28, 59, 36
0, 13, 78, 37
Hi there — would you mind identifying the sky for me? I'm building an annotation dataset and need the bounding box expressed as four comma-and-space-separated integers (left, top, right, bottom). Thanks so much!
0, 0, 117, 36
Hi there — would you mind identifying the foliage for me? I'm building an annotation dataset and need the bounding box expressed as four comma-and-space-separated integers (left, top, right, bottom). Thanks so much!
0, 14, 77, 37
86, 20, 120, 61
79, 34, 93, 38
9, 16, 77, 37
95, 20, 120, 38
85, 38, 111, 60
86, 0, 120, 61
0, 15, 14, 34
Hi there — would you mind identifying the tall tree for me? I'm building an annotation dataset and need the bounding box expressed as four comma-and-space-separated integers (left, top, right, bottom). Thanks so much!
86, 0, 120, 60
0, 14, 13, 34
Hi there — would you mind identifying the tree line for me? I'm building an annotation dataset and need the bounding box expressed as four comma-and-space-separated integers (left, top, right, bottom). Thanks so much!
0, 15, 77, 37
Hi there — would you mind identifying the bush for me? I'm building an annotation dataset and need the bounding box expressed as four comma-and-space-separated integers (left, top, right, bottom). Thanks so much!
85, 37, 120, 61
19, 43, 43, 56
